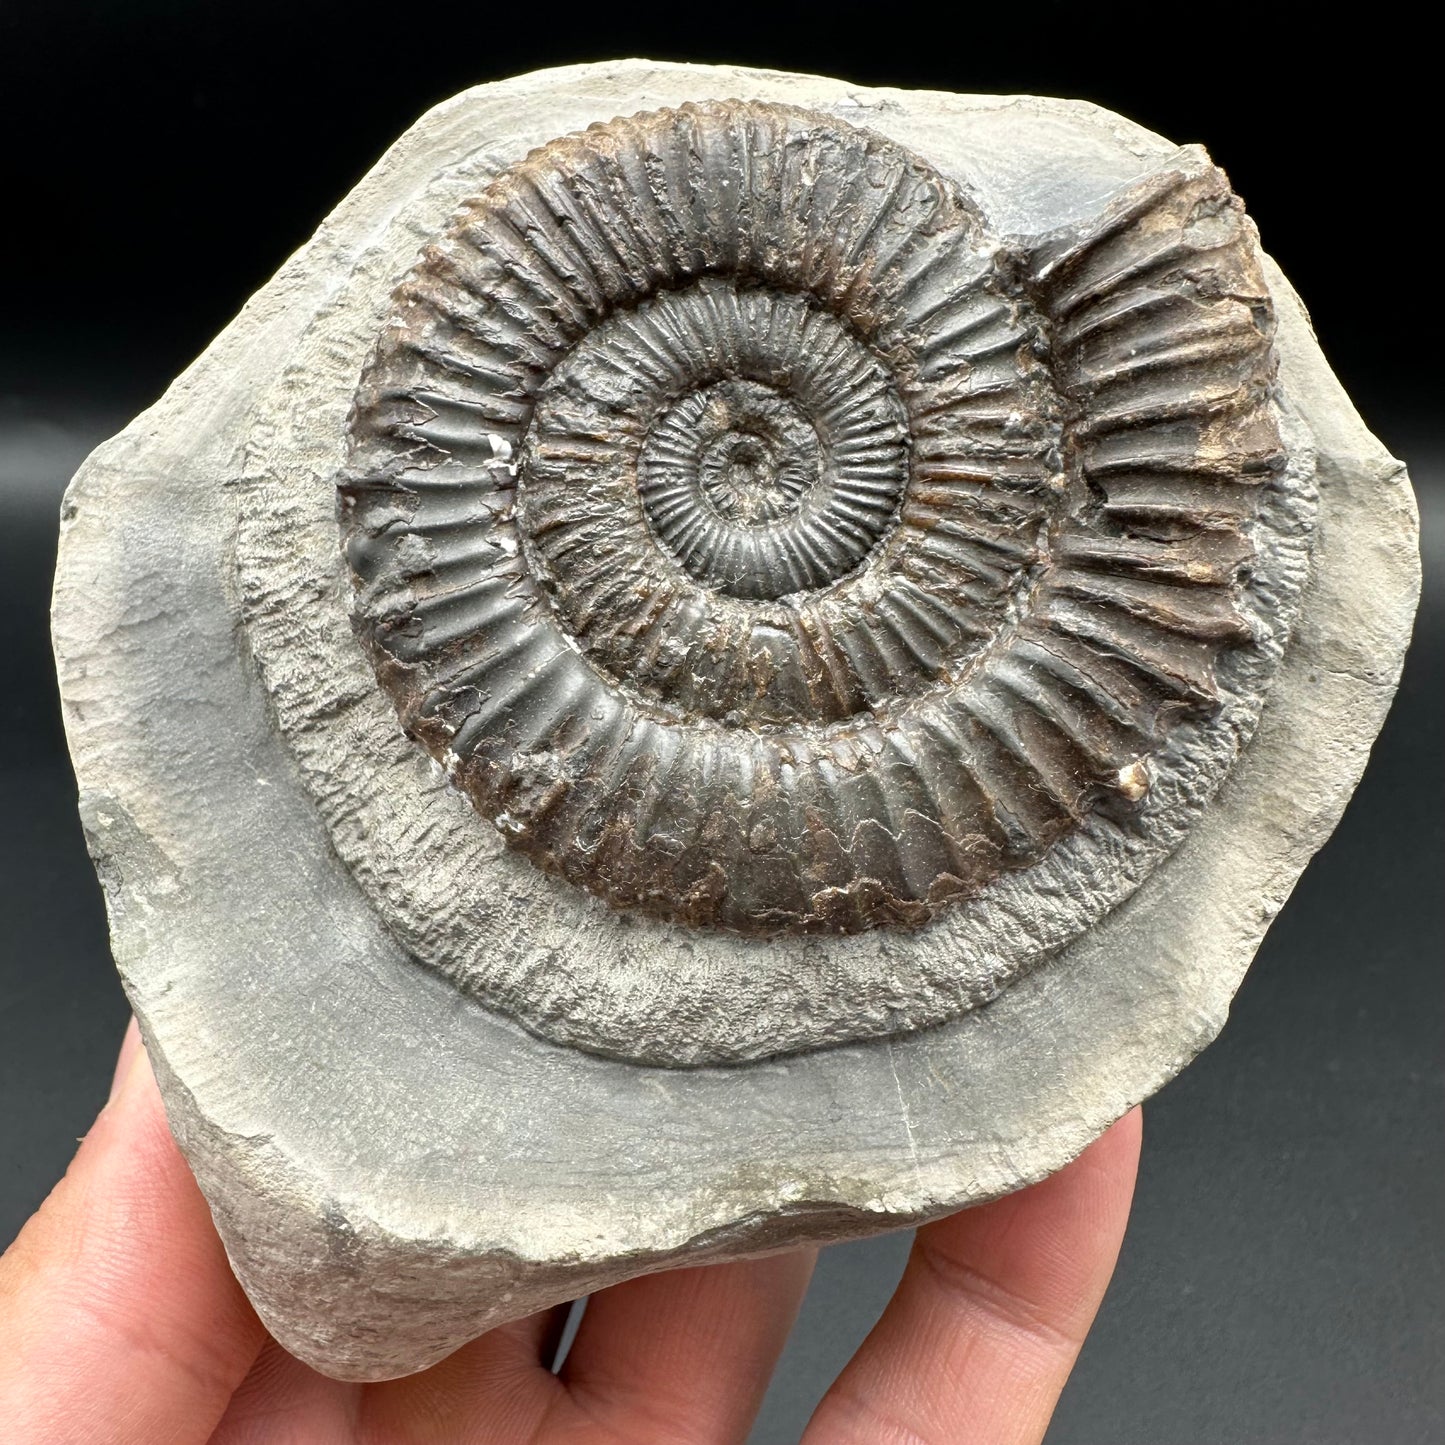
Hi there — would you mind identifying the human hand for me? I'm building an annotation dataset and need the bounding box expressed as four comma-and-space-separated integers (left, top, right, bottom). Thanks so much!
0, 1020, 1140, 1443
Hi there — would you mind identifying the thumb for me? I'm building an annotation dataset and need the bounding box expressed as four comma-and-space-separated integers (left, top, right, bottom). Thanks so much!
0, 1018, 267, 1444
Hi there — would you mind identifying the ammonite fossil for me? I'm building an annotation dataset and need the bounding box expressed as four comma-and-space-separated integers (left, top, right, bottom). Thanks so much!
54, 64, 1418, 1380
342, 100, 1280, 939
249, 94, 1301, 1064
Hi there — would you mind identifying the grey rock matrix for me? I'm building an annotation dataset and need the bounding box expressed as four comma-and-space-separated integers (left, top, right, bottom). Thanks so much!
52, 61, 1419, 1379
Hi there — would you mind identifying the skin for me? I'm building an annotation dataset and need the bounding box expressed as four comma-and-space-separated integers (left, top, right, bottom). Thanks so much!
0, 1019, 1141, 1444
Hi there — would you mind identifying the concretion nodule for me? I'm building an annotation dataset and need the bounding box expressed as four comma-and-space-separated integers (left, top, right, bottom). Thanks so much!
52, 64, 1418, 1380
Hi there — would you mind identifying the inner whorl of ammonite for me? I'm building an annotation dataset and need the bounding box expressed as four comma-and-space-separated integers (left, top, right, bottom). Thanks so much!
341, 100, 1282, 936
624, 286, 907, 601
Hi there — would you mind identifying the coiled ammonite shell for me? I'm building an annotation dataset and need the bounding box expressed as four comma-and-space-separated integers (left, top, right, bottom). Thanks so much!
341, 101, 1282, 939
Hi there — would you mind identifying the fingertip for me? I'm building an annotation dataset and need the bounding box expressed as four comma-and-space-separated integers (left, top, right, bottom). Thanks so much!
805, 1112, 1143, 1445
560, 1249, 818, 1438
1116, 1102, 1144, 1148
1085, 1105, 1144, 1202
108, 1016, 143, 1103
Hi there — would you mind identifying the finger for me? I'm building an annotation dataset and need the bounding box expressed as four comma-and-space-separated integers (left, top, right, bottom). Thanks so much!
0, 1033, 268, 1445
206, 1337, 359, 1445
557, 1249, 817, 1443
109, 1014, 142, 1101
209, 1305, 571, 1445
806, 1108, 1142, 1445
355, 1304, 570, 1444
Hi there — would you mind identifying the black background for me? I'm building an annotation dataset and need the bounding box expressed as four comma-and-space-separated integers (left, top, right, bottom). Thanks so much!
1, 4, 1439, 1440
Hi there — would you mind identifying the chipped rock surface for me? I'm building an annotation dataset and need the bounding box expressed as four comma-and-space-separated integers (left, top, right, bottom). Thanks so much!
53, 62, 1418, 1379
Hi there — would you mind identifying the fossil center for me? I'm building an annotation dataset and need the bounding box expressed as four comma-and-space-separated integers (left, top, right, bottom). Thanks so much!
638, 369, 893, 600
692, 385, 809, 528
